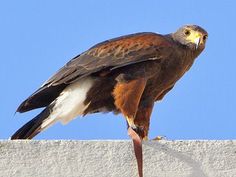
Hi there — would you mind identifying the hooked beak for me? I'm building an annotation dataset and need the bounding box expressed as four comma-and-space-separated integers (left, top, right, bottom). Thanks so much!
194, 37, 201, 49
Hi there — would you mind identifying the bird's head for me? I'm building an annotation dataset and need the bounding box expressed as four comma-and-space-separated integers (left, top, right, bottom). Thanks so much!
172, 25, 208, 51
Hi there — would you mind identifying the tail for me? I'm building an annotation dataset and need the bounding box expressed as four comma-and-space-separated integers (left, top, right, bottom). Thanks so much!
11, 106, 56, 139
11, 77, 96, 139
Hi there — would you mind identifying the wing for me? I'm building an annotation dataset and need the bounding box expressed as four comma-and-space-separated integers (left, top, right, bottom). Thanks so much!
17, 32, 174, 113
43, 32, 173, 86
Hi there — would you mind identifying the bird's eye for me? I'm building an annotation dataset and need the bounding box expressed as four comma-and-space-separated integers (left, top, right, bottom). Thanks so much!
184, 30, 191, 36
203, 35, 208, 41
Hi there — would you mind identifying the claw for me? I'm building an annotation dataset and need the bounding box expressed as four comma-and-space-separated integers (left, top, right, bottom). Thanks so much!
131, 125, 143, 134
126, 117, 145, 139
152, 135, 167, 141
130, 124, 138, 130
130, 125, 145, 139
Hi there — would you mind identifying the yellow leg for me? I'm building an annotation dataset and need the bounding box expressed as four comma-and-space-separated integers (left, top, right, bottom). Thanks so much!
126, 116, 135, 128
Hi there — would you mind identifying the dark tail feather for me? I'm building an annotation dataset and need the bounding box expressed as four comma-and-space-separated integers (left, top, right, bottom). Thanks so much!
11, 107, 53, 139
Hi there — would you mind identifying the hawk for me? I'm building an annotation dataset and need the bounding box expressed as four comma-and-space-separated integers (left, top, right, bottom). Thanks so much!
12, 25, 207, 140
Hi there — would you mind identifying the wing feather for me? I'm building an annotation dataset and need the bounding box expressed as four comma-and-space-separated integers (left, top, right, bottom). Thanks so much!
44, 32, 173, 86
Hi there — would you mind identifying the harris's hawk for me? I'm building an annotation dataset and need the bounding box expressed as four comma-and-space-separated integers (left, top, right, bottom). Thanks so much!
11, 25, 208, 176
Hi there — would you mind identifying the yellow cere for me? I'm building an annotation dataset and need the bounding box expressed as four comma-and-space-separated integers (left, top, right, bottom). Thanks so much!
186, 30, 202, 44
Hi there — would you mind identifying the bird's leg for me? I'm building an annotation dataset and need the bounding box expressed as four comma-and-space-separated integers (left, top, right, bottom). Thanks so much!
113, 77, 147, 139
126, 116, 136, 129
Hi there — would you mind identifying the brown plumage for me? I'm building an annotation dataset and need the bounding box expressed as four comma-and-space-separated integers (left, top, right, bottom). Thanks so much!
12, 24, 208, 140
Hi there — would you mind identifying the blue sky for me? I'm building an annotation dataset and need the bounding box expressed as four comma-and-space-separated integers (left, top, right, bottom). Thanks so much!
1, 1, 236, 140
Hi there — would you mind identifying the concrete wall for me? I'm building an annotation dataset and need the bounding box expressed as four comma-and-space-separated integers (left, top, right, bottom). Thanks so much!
0, 140, 236, 177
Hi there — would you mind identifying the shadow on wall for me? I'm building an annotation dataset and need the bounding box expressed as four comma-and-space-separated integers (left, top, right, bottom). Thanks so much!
144, 141, 208, 177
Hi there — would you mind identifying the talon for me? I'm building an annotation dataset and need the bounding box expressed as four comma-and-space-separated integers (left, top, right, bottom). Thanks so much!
130, 125, 144, 138
130, 124, 138, 130
153, 135, 166, 141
